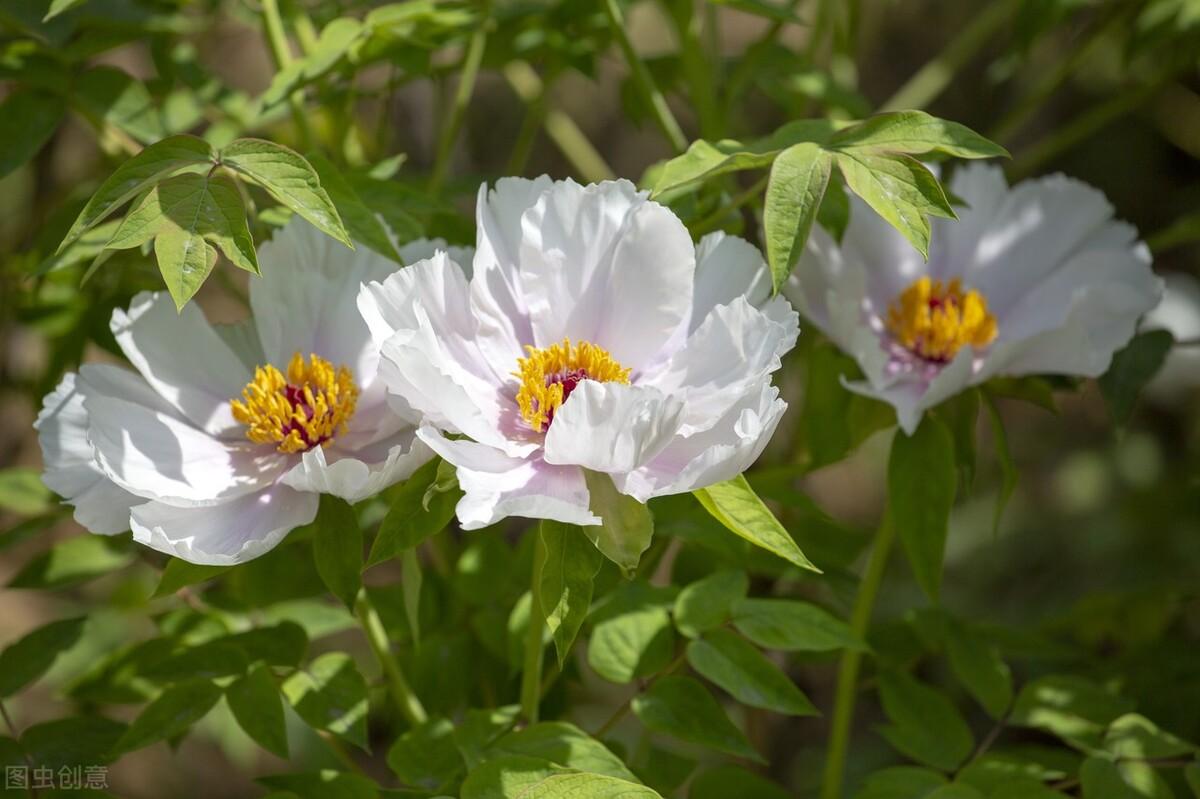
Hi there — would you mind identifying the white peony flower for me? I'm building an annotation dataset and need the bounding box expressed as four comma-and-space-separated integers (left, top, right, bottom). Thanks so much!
786, 164, 1163, 433
1142, 272, 1200, 403
358, 177, 798, 531
35, 220, 447, 565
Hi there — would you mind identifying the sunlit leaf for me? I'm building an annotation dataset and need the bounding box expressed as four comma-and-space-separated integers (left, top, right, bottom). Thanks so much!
693, 474, 819, 572
536, 521, 603, 666
762, 142, 832, 291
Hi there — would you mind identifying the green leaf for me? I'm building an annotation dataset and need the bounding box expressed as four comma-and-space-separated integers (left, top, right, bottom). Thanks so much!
368, 459, 459, 567
536, 521, 603, 667
582, 470, 653, 577
220, 138, 352, 248
0, 89, 65, 180
631, 675, 762, 761
0, 616, 86, 696
306, 151, 402, 262
731, 597, 867, 652
693, 475, 819, 572
587, 589, 673, 684
1010, 675, 1136, 751
876, 670, 975, 771
691, 765, 791, 799
43, 0, 87, 20
852, 767, 948, 799
834, 150, 955, 259
937, 390, 980, 490
152, 559, 229, 598
73, 66, 164, 144
9, 535, 133, 589
313, 496, 363, 609
889, 417, 957, 602
1184, 763, 1200, 798
262, 18, 365, 106
1104, 713, 1197, 760
945, 620, 1013, 719
461, 755, 570, 799
686, 629, 818, 716
20, 716, 126, 770
111, 679, 223, 755
401, 548, 422, 646
222, 622, 309, 668
258, 770, 380, 799
1098, 330, 1174, 425
510, 772, 662, 798
227, 662, 289, 758
1080, 756, 1146, 799
762, 142, 832, 292
830, 111, 1008, 159
387, 717, 463, 789
143, 641, 249, 681
0, 467, 53, 516
486, 722, 638, 782
982, 394, 1018, 536
282, 652, 370, 750
651, 140, 779, 198
58, 134, 215, 251
153, 223, 217, 309
673, 570, 748, 638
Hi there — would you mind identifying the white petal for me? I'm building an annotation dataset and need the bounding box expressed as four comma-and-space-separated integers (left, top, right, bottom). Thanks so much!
86, 394, 286, 506
396, 237, 476, 276
542, 381, 684, 473
616, 383, 787, 501
34, 369, 144, 533
111, 291, 251, 437
844, 347, 976, 435
690, 232, 773, 330
641, 296, 798, 434
840, 195, 929, 313
417, 426, 598, 530
518, 179, 694, 370
280, 431, 433, 503
130, 485, 318, 565
252, 217, 400, 387
786, 225, 874, 353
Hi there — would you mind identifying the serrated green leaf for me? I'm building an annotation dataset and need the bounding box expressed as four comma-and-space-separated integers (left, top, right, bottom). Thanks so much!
0, 616, 86, 696
0, 467, 53, 516
673, 570, 748, 638
889, 417, 957, 602
945, 620, 1013, 719
9, 535, 133, 589
830, 111, 1008, 159
228, 663, 289, 758
834, 150, 955, 259
220, 138, 352, 247
306, 151, 402, 262
58, 134, 215, 251
111, 679, 223, 755
763, 142, 832, 292
0, 89, 65, 180
313, 496, 363, 609
536, 521, 603, 667
686, 629, 817, 716
877, 670, 975, 771
1098, 330, 1174, 425
582, 470, 653, 576
731, 597, 866, 652
631, 675, 762, 761
282, 652, 369, 750
693, 474, 819, 572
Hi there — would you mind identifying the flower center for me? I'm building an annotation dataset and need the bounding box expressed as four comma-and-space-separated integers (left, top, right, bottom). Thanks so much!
515, 338, 631, 433
885, 277, 998, 363
231, 352, 359, 454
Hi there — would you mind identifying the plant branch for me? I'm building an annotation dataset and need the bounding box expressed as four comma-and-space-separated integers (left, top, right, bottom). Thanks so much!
430, 7, 490, 194
602, 0, 688, 152
355, 590, 428, 727
260, 0, 313, 150
520, 527, 547, 724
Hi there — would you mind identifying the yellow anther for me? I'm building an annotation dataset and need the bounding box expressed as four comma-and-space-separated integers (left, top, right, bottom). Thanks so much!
886, 277, 997, 362
231, 352, 358, 453
514, 338, 631, 433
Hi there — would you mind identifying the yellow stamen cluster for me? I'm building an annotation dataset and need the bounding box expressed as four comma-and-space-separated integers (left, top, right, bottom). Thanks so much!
515, 338, 631, 433
886, 277, 998, 362
231, 352, 358, 454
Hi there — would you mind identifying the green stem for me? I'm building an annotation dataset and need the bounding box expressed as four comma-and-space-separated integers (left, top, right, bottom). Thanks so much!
602, 0, 688, 153
669, 0, 720, 139
355, 590, 428, 727
821, 510, 895, 799
1147, 209, 1200, 254
880, 0, 1017, 111
260, 0, 313, 149
520, 528, 547, 723
429, 8, 489, 194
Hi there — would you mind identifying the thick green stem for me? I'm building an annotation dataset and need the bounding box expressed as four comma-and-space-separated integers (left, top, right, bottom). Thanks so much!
429, 9, 489, 194
520, 528, 547, 723
355, 590, 428, 727
260, 0, 313, 149
880, 0, 1016, 111
670, 0, 720, 139
602, 0, 688, 153
821, 510, 895, 799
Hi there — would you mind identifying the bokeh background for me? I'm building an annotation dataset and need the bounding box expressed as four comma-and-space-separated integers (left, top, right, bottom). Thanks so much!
1, 0, 1198, 796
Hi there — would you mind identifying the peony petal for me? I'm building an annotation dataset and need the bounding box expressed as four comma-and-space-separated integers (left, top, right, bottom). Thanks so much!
843, 346, 975, 435
518, 179, 694, 370
280, 430, 433, 503
542, 381, 684, 474
396, 238, 475, 277
690, 232, 773, 331
130, 484, 318, 565
417, 426, 599, 530
111, 291, 252, 437
86, 394, 286, 507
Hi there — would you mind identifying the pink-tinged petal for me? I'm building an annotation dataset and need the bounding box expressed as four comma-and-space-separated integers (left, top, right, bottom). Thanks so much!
690, 232, 773, 330
130, 485, 318, 565
417, 426, 599, 530
518, 179, 694, 370
280, 430, 433, 503
542, 381, 684, 474
396, 238, 475, 277
86, 394, 287, 507
844, 346, 975, 435
616, 383, 787, 502
111, 291, 251, 437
